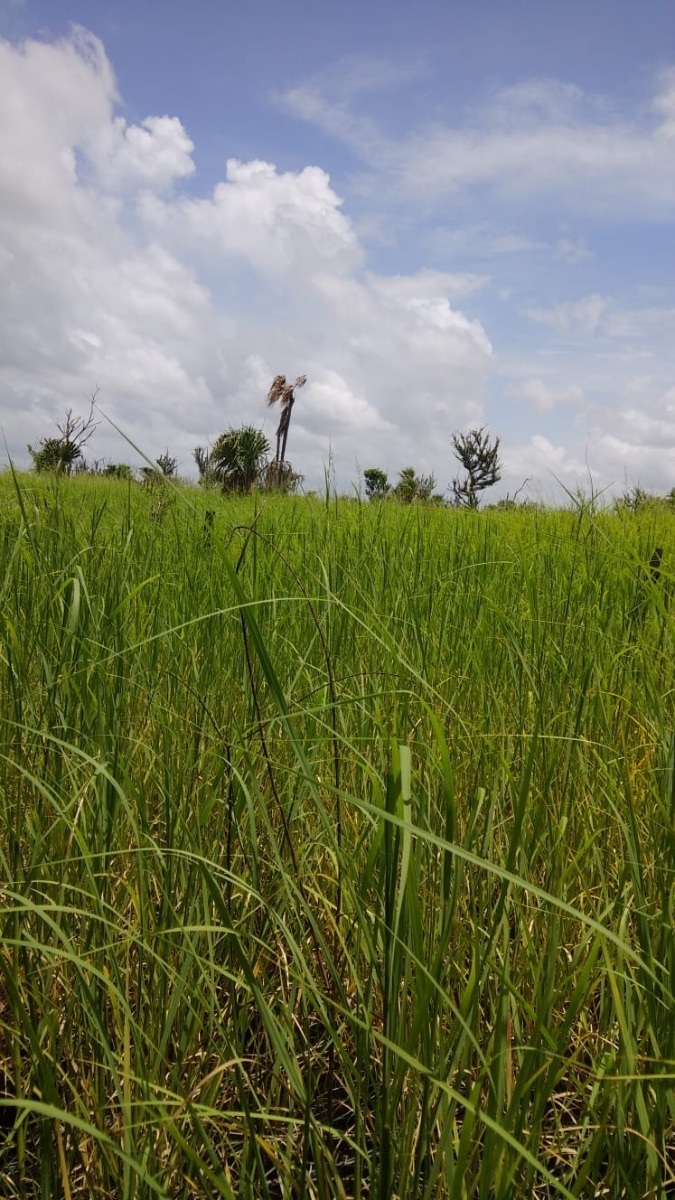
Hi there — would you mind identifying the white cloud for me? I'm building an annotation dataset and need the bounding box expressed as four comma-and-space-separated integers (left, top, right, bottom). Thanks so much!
367, 268, 488, 302
0, 27, 116, 228
595, 384, 675, 453
301, 371, 396, 434
523, 296, 675, 348
501, 434, 590, 501
502, 381, 675, 500
286, 71, 675, 220
92, 115, 195, 191
141, 157, 361, 277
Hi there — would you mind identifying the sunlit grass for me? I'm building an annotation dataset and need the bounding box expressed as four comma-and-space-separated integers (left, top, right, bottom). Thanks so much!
0, 470, 673, 1198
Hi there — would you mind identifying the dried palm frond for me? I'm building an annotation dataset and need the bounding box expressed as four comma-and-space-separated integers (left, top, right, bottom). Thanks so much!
266, 374, 307, 463
266, 375, 288, 407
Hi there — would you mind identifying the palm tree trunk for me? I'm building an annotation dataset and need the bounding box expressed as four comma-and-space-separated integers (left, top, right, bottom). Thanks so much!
280, 396, 294, 463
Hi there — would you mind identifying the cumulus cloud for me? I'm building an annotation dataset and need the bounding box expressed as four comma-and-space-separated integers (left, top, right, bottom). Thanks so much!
141, 157, 361, 276
92, 115, 195, 191
300, 371, 397, 434
0, 27, 492, 485
502, 379, 675, 500
138, 159, 494, 473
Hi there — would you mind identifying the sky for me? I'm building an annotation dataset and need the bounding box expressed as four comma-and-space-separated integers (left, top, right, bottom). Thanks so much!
0, 0, 674, 499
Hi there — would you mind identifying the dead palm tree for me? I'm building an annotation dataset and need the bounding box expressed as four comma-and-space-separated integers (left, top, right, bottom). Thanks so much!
266, 374, 307, 467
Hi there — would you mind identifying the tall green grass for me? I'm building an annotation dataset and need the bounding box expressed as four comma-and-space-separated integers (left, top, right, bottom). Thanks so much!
0, 471, 673, 1198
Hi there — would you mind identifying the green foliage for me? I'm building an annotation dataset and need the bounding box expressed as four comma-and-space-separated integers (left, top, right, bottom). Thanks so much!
28, 436, 81, 473
394, 465, 436, 503
364, 466, 391, 498
28, 406, 97, 474
207, 424, 270, 492
614, 484, 665, 513
0, 472, 673, 1198
451, 425, 502, 507
102, 462, 134, 480
141, 449, 178, 484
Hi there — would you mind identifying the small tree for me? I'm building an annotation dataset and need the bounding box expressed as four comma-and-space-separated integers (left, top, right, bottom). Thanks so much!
364, 468, 390, 499
102, 463, 134, 480
394, 467, 436, 504
140, 450, 178, 485
156, 451, 178, 479
209, 426, 270, 493
451, 427, 501, 508
28, 405, 97, 474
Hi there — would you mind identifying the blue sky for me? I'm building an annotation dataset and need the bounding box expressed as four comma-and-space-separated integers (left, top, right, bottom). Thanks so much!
1, 0, 674, 497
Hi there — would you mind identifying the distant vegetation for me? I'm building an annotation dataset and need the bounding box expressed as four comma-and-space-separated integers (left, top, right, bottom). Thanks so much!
24, 383, 675, 515
0, 468, 673, 1197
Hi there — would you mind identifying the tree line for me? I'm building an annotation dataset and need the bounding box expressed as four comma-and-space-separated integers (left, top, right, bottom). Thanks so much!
363, 427, 501, 508
26, 375, 510, 508
26, 380, 675, 510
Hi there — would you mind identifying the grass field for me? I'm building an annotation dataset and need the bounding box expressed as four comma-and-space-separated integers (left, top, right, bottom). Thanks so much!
0, 471, 673, 1198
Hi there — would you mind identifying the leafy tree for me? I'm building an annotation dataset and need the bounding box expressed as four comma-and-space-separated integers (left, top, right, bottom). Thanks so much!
266, 374, 306, 472
28, 406, 97, 474
364, 468, 390, 499
394, 468, 417, 504
451, 427, 501, 508
209, 425, 270, 493
394, 467, 436, 504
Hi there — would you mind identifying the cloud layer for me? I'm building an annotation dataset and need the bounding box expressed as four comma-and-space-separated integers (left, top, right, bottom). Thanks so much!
285, 69, 675, 221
